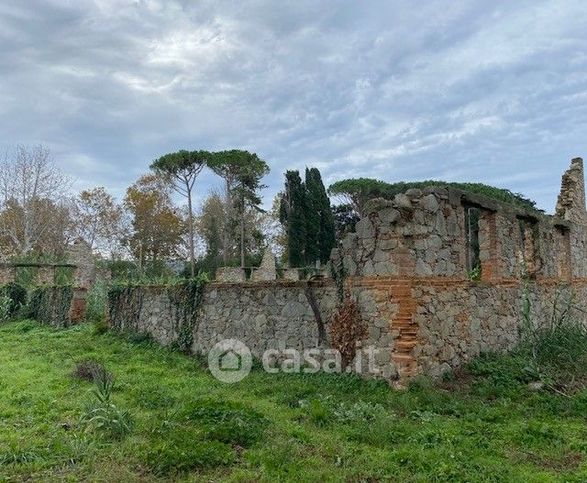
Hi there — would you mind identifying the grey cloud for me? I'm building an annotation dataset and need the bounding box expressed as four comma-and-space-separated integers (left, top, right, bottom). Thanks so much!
0, 0, 586, 211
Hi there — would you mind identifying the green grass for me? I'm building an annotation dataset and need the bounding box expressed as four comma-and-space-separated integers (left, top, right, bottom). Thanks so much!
0, 320, 585, 482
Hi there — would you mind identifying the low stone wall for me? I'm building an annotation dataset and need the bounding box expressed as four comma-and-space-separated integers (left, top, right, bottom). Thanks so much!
107, 277, 585, 383
108, 280, 400, 380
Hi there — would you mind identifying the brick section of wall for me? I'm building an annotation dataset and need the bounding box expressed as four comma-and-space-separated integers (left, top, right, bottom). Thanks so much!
387, 281, 418, 379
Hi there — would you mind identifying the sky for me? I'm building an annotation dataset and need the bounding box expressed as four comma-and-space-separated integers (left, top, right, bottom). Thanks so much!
1, 0, 586, 212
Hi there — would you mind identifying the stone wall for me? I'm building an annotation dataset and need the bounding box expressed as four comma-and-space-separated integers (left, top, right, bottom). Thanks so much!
108, 158, 587, 383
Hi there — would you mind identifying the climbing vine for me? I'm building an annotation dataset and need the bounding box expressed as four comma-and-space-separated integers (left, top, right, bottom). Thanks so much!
329, 250, 348, 304
27, 286, 74, 328
329, 297, 368, 367
107, 284, 144, 332
328, 246, 367, 366
168, 274, 209, 353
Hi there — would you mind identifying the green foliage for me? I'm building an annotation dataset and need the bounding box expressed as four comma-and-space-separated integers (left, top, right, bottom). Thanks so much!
306, 398, 330, 426
328, 178, 540, 217
281, 168, 337, 267
54, 266, 75, 285
0, 282, 27, 317
305, 167, 336, 264
151, 149, 210, 177
518, 289, 587, 393
151, 150, 210, 277
207, 150, 270, 266
332, 203, 359, 238
468, 265, 482, 281
26, 285, 73, 328
328, 178, 397, 216
85, 279, 107, 323
92, 319, 110, 335
280, 170, 307, 266
0, 294, 12, 321
81, 369, 133, 440
107, 284, 144, 332
167, 274, 209, 352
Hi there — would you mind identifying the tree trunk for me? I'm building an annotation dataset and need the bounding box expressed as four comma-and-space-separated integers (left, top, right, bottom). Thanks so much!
223, 179, 231, 265
187, 180, 195, 278
240, 193, 245, 268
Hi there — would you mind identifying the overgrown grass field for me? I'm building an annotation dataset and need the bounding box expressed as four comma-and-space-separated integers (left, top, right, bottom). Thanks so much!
0, 320, 586, 482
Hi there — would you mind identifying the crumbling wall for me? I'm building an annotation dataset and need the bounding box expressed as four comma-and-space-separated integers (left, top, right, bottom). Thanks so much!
107, 158, 587, 383
330, 158, 587, 379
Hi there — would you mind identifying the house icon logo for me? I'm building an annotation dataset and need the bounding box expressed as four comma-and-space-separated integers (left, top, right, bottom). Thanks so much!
208, 339, 252, 383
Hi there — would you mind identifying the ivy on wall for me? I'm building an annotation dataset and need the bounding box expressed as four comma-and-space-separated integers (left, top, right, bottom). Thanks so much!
107, 274, 209, 353
108, 284, 145, 332
168, 275, 208, 353
27, 286, 74, 328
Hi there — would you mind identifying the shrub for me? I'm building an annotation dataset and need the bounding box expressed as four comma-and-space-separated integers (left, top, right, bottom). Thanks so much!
71, 359, 111, 383
81, 368, 132, 440
0, 283, 27, 318
86, 280, 107, 323
520, 289, 587, 393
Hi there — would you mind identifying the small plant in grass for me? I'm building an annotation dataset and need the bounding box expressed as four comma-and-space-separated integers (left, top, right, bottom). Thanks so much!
299, 396, 389, 425
306, 398, 330, 426
71, 359, 111, 383
81, 367, 133, 440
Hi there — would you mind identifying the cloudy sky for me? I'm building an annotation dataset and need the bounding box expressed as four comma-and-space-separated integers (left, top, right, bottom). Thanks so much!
1, 0, 586, 211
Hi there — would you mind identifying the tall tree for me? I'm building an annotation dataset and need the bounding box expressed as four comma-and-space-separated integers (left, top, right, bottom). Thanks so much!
304, 168, 321, 265
0, 145, 71, 256
198, 192, 226, 261
305, 168, 336, 264
279, 170, 307, 267
124, 174, 184, 270
74, 187, 123, 257
207, 150, 269, 267
151, 150, 209, 277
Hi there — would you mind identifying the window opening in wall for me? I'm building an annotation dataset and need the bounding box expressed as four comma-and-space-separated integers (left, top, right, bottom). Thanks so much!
465, 206, 481, 278
518, 217, 537, 278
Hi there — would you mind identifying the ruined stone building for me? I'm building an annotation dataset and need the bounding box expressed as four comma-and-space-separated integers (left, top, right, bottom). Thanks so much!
108, 158, 587, 382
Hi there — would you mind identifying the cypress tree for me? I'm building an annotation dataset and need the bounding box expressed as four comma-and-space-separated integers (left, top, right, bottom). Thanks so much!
304, 168, 321, 266
306, 168, 336, 264
279, 170, 307, 267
